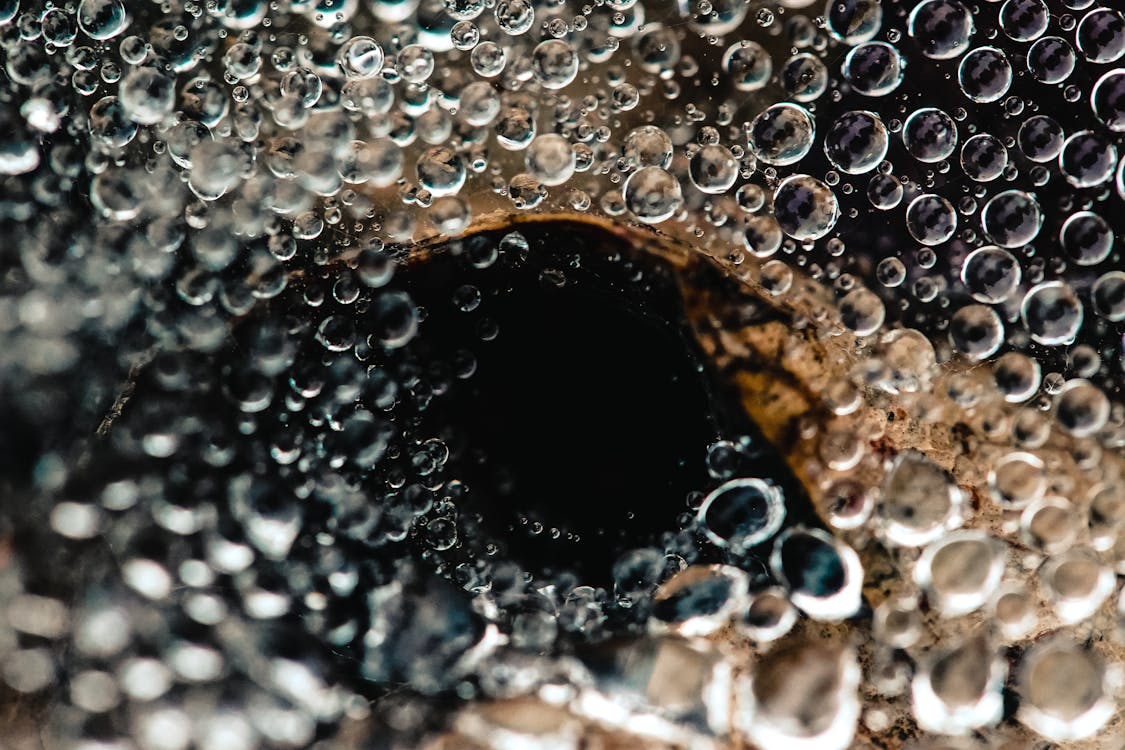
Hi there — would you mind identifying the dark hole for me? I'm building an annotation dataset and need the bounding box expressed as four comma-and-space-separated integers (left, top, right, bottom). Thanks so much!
399, 228, 722, 584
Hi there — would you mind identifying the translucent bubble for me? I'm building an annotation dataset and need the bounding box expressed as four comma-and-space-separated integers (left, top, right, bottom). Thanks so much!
1021, 496, 1081, 553
652, 565, 749, 637
741, 587, 797, 643
77, 0, 129, 40
624, 166, 682, 224
119, 67, 174, 125
1092, 270, 1125, 321
825, 0, 882, 45
738, 641, 861, 750
957, 134, 1006, 182
823, 110, 888, 175
1059, 130, 1117, 187
494, 0, 533, 35
773, 174, 839, 240
911, 636, 1005, 734
748, 103, 816, 166
722, 41, 772, 92
867, 173, 903, 209
676, 0, 747, 35
1041, 547, 1113, 624
396, 44, 434, 83
371, 290, 419, 348
1021, 281, 1083, 345
879, 452, 964, 546
906, 194, 957, 246
1000, 0, 1049, 41
915, 531, 1004, 616
843, 41, 905, 96
689, 144, 737, 194
741, 215, 784, 258
1076, 7, 1125, 63
770, 528, 863, 620
876, 256, 906, 287
1061, 210, 1112, 266
525, 134, 575, 186
903, 107, 957, 163
623, 125, 673, 169
494, 108, 536, 150
89, 95, 138, 148
697, 478, 786, 552
1018, 639, 1113, 741
781, 53, 828, 102
336, 36, 384, 79
1026, 35, 1075, 83
839, 287, 885, 336
531, 40, 578, 89
415, 146, 466, 196
470, 40, 506, 76
908, 0, 974, 59
1055, 378, 1109, 437
993, 351, 1041, 402
1091, 69, 1125, 132
1016, 115, 1063, 163
958, 47, 1012, 103
981, 190, 1042, 248
949, 304, 1004, 361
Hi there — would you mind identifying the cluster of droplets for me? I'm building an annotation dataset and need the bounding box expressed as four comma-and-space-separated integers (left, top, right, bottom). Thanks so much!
3, 0, 1125, 746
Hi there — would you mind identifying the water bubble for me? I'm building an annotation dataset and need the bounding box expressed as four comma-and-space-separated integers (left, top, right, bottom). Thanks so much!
958, 47, 1012, 103
823, 111, 888, 175
825, 0, 882, 45
839, 287, 885, 336
1018, 639, 1114, 741
908, 0, 974, 59
773, 174, 839, 240
651, 565, 749, 637
843, 41, 905, 96
1059, 130, 1117, 188
1021, 281, 1083, 345
1000, 0, 1049, 41
532, 40, 578, 90
1017, 115, 1064, 163
1061, 210, 1112, 266
1026, 35, 1076, 83
911, 636, 1005, 734
880, 452, 964, 546
697, 478, 786, 552
906, 194, 957, 246
771, 528, 863, 620
1055, 378, 1109, 437
337, 36, 384, 79
77, 0, 128, 40
1076, 7, 1125, 63
981, 190, 1042, 248
959, 134, 1007, 182
525, 134, 575, 186
903, 107, 958, 163
494, 0, 533, 35
722, 41, 772, 92
624, 166, 682, 224
993, 352, 1041, 402
689, 144, 737, 194
1091, 69, 1125, 132
780, 53, 828, 102
1092, 270, 1125, 321
867, 173, 903, 209
748, 103, 816, 167
950, 304, 1004, 361
416, 146, 466, 196
623, 125, 673, 169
